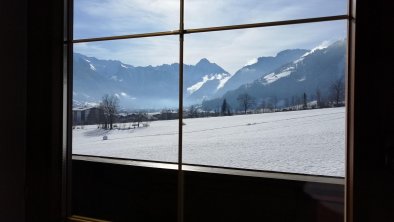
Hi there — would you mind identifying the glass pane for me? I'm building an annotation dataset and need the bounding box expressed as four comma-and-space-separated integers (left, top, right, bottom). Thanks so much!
185, 0, 347, 29
72, 36, 179, 162
183, 20, 347, 176
74, 0, 179, 39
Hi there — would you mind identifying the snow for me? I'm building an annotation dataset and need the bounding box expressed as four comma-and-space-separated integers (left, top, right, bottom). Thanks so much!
303, 41, 330, 57
293, 57, 305, 64
263, 66, 294, 85
73, 107, 345, 177
187, 73, 231, 94
297, 76, 306, 82
187, 76, 208, 94
294, 41, 330, 64
89, 64, 96, 71
216, 74, 232, 90
245, 58, 258, 66
110, 75, 122, 82
263, 70, 291, 85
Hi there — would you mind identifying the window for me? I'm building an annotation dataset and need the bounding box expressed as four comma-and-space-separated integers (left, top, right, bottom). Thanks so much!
72, 37, 180, 162
67, 0, 352, 220
70, 0, 349, 178
183, 21, 347, 177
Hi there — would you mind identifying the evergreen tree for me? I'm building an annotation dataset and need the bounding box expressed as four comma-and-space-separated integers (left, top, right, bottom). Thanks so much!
303, 92, 308, 109
221, 99, 229, 116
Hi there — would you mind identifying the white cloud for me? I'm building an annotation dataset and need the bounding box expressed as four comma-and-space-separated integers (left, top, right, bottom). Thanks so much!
245, 58, 258, 67
185, 0, 347, 28
74, 35, 179, 67
74, 0, 179, 38
74, 1, 347, 74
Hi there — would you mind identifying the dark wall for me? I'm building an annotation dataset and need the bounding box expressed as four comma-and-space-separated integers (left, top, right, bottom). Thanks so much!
352, 1, 394, 221
25, 0, 65, 220
184, 172, 343, 222
0, 1, 27, 221
72, 161, 178, 221
0, 0, 64, 221
73, 160, 343, 222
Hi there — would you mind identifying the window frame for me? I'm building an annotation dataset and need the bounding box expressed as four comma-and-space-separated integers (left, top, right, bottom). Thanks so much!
63, 0, 355, 220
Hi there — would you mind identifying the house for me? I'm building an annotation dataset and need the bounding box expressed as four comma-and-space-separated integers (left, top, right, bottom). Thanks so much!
73, 107, 104, 126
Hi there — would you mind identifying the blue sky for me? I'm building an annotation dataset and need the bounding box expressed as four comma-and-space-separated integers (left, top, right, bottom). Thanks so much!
74, 0, 347, 73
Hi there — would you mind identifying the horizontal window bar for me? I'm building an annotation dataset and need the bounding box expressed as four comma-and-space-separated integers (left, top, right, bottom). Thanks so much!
185, 15, 349, 34
183, 165, 344, 185
72, 155, 344, 185
69, 15, 348, 44
71, 30, 181, 44
68, 215, 111, 222
72, 155, 178, 170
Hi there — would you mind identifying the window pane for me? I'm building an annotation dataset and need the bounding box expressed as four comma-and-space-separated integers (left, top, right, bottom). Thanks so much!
74, 0, 179, 39
183, 21, 347, 176
185, 0, 347, 29
72, 37, 179, 162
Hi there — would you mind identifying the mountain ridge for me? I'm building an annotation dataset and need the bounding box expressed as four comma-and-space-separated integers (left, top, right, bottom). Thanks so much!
73, 40, 345, 111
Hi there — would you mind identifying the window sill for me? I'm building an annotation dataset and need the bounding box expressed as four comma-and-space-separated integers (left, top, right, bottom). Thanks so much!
72, 154, 344, 185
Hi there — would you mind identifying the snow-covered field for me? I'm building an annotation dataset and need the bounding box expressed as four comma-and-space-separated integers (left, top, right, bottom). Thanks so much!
73, 107, 345, 177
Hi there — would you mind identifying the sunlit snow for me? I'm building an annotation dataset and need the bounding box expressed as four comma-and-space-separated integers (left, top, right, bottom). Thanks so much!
187, 75, 210, 94
121, 64, 129, 68
187, 73, 230, 94
294, 41, 330, 64
263, 70, 291, 84
245, 58, 258, 67
73, 107, 345, 177
89, 64, 96, 71
216, 74, 232, 90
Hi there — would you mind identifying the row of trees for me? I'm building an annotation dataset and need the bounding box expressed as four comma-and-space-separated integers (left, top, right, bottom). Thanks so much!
87, 79, 345, 129
98, 94, 153, 130
200, 79, 345, 115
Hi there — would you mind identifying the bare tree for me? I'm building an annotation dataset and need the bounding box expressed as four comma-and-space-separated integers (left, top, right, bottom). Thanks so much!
271, 95, 278, 112
295, 95, 301, 110
133, 112, 147, 127
316, 88, 322, 108
100, 94, 119, 130
260, 100, 267, 113
330, 78, 345, 106
291, 96, 296, 110
188, 105, 198, 118
284, 98, 290, 109
237, 93, 255, 114
303, 92, 308, 109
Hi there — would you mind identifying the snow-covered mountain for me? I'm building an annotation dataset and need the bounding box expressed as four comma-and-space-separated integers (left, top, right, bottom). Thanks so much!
184, 58, 230, 102
73, 54, 230, 109
215, 49, 308, 97
202, 40, 346, 110
73, 40, 346, 110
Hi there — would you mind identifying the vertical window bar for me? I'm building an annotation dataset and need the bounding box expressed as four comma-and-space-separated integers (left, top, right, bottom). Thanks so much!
178, 0, 185, 221
63, 0, 74, 218
346, 0, 356, 221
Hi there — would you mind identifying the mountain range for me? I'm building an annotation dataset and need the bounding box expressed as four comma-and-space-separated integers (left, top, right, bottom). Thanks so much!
73, 40, 346, 110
